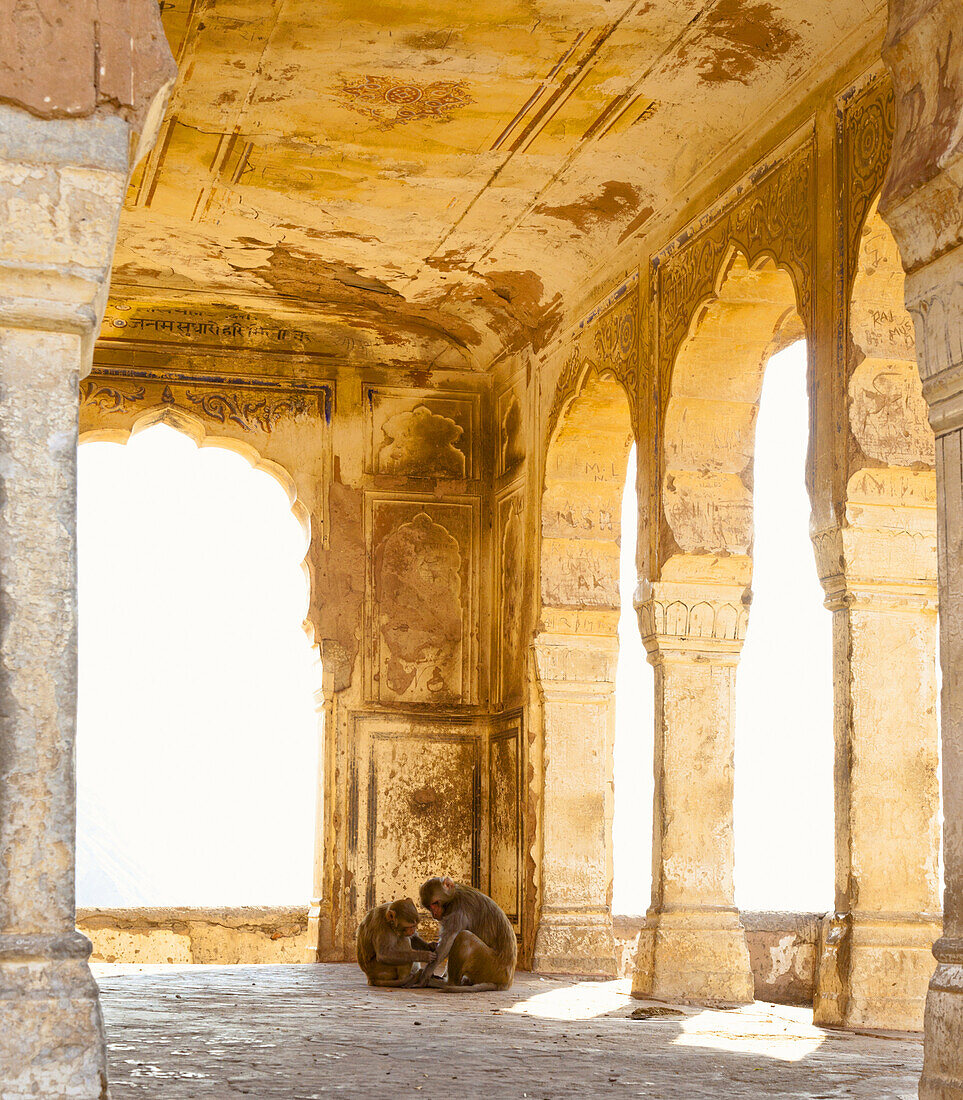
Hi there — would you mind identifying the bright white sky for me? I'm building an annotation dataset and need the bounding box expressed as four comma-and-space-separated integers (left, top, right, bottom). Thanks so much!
77, 341, 834, 914
612, 341, 835, 914
76, 424, 319, 906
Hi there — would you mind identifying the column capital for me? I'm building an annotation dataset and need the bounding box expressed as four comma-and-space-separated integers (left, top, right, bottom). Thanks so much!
0, 1, 176, 162
635, 579, 749, 662
899, 250, 963, 436
879, 0, 963, 438
880, 0, 963, 274
0, 6, 175, 370
532, 629, 620, 695
811, 523, 937, 611
0, 110, 135, 367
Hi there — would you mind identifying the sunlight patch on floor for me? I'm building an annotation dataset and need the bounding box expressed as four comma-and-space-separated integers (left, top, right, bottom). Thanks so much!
505, 977, 634, 1020
671, 1004, 825, 1063
504, 976, 827, 1061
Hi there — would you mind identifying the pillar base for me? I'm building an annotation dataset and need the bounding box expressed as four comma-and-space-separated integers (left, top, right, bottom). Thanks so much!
919, 940, 963, 1099
632, 907, 754, 1005
304, 896, 338, 962
532, 909, 617, 976
814, 913, 940, 1031
0, 931, 108, 1098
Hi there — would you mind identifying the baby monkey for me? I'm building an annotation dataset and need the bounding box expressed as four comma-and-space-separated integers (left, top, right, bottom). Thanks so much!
356, 897, 437, 988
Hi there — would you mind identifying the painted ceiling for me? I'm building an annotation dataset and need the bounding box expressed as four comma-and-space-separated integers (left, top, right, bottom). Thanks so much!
105, 0, 886, 369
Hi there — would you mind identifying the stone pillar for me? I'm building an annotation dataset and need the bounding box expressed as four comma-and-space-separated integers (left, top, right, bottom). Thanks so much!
0, 9, 174, 1093
632, 580, 754, 1005
813, 531, 940, 1030
879, 0, 963, 1089
532, 629, 618, 975
305, 660, 331, 962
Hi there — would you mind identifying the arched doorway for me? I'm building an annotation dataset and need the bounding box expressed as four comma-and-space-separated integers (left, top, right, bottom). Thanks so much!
534, 368, 636, 975
636, 250, 810, 1004
77, 419, 321, 907
734, 338, 834, 915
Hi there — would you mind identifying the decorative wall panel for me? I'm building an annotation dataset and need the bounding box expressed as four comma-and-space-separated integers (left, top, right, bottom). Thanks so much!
362, 726, 480, 910
366, 496, 478, 705
495, 487, 525, 704
498, 387, 525, 477
365, 387, 479, 479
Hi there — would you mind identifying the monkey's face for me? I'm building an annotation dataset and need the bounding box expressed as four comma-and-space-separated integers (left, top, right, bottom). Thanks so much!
387, 898, 420, 936
420, 875, 456, 918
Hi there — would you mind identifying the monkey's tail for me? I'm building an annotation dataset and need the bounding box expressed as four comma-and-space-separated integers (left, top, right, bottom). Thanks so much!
435, 981, 499, 993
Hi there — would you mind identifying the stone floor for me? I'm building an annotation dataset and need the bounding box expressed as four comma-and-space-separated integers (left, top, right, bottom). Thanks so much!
94, 963, 923, 1098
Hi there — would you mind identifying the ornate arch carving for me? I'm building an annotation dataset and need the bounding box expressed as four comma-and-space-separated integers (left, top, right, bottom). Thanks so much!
835, 70, 897, 385
655, 136, 816, 420
546, 276, 640, 444
839, 72, 896, 286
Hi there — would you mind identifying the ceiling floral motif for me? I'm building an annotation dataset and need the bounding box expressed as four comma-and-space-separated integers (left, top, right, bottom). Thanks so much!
336, 75, 473, 128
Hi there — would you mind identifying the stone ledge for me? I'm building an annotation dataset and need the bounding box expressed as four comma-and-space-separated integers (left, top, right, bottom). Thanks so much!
76, 906, 312, 964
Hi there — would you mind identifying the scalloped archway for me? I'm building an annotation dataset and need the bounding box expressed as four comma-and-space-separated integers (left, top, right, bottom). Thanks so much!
76, 416, 322, 909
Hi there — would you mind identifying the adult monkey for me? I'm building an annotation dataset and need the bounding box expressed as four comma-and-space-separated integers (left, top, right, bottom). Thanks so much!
415, 876, 516, 992
356, 897, 437, 988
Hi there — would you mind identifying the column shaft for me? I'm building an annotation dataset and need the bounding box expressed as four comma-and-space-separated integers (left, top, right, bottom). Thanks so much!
924, 425, 963, 1094
0, 57, 174, 1087
632, 582, 753, 1005
0, 328, 109, 1096
879, 0, 963, 1077
815, 581, 941, 1029
532, 632, 618, 975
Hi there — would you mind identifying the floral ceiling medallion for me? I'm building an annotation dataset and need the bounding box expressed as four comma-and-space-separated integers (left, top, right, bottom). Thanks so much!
337, 75, 472, 129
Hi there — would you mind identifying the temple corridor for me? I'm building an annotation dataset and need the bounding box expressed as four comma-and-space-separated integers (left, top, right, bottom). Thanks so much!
4, 0, 963, 1095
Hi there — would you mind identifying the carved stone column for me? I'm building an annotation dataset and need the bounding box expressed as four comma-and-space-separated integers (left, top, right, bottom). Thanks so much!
879, 0, 963, 1090
631, 580, 754, 1005
532, 626, 618, 975
812, 525, 940, 1031
0, 8, 174, 1094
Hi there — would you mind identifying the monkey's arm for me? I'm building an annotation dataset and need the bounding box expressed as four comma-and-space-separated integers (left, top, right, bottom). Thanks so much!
374, 931, 434, 966
414, 916, 467, 983
410, 935, 437, 953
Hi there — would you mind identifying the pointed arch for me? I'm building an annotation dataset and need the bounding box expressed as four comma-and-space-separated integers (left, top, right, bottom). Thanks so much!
657, 250, 804, 591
